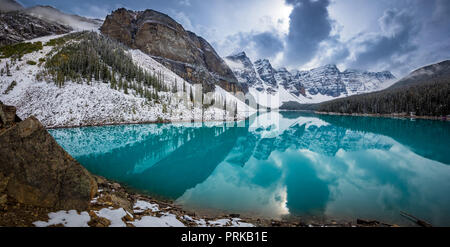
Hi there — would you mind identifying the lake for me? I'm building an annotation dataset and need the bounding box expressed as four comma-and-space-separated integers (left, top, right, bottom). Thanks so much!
49, 112, 450, 226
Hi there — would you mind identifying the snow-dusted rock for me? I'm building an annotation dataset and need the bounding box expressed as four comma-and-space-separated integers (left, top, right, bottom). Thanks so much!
225, 52, 396, 108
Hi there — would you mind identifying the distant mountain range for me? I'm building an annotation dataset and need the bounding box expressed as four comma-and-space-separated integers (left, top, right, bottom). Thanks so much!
316, 60, 450, 116
225, 52, 396, 108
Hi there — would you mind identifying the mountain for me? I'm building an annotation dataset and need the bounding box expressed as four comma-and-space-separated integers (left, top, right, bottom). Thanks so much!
316, 60, 450, 116
1, 2, 103, 46
100, 8, 245, 94
0, 31, 253, 128
0, 11, 71, 46
389, 60, 450, 89
0, 0, 23, 12
23, 5, 102, 31
225, 52, 396, 108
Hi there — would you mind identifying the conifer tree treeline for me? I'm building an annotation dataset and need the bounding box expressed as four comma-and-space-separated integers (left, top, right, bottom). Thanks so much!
317, 79, 450, 116
43, 32, 168, 101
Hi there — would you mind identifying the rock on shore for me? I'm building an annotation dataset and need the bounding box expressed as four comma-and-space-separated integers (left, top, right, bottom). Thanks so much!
0, 102, 97, 211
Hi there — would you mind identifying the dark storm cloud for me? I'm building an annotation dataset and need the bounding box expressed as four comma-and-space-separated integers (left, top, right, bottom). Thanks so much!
220, 31, 284, 60
283, 0, 332, 66
247, 32, 284, 59
349, 9, 419, 70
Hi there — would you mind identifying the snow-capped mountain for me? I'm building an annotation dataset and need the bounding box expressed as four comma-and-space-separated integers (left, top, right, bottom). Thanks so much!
0, 10, 71, 46
224, 52, 396, 108
23, 5, 103, 31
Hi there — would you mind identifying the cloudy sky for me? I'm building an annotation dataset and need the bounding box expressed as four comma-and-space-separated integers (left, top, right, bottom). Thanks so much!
18, 0, 450, 77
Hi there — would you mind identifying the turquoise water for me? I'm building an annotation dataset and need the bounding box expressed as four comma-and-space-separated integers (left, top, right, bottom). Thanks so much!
49, 112, 450, 226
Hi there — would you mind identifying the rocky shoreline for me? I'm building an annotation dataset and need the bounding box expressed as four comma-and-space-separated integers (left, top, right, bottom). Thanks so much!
1, 174, 401, 227
89, 177, 403, 227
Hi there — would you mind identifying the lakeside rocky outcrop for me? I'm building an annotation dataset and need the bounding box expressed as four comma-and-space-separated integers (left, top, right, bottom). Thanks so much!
0, 101, 97, 211
100, 8, 246, 94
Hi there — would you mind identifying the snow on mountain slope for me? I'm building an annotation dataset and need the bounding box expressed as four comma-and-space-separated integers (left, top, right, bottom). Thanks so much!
24, 6, 102, 31
130, 49, 253, 113
0, 33, 255, 128
225, 52, 396, 108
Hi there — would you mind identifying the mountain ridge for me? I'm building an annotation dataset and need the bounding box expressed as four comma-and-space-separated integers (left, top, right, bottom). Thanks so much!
100, 8, 246, 94
225, 52, 396, 107
316, 60, 450, 116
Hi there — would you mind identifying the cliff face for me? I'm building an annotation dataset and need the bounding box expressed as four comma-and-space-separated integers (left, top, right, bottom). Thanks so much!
0, 102, 97, 211
100, 8, 245, 93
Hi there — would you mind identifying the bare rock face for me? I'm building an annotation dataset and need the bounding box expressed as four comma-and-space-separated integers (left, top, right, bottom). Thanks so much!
0, 104, 97, 210
0, 11, 71, 46
100, 8, 246, 94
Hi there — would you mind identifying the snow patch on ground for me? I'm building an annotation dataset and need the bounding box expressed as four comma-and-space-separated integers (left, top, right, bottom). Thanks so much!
183, 215, 207, 227
208, 218, 254, 227
95, 208, 128, 227
33, 206, 255, 227
131, 214, 185, 227
33, 210, 90, 227
134, 200, 159, 213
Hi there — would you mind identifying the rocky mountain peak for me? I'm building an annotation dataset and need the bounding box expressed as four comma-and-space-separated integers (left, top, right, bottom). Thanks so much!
313, 64, 340, 74
254, 59, 277, 88
225, 51, 396, 101
227, 51, 250, 62
0, 10, 71, 46
23, 5, 103, 30
101, 8, 244, 94
224, 52, 263, 90
225, 51, 253, 69
231, 51, 247, 58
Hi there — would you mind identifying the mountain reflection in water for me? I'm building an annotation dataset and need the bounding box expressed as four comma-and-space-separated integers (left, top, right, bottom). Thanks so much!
50, 112, 450, 226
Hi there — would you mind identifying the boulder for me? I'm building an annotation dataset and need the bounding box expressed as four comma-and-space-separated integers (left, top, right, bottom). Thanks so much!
0, 114, 97, 210
0, 101, 20, 129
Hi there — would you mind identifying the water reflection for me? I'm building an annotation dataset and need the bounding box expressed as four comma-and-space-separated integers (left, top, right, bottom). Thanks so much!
50, 112, 450, 226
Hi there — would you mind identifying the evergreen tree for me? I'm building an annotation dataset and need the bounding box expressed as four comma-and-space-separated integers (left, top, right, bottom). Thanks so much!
123, 81, 128, 94
6, 62, 12, 76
